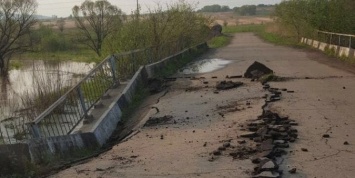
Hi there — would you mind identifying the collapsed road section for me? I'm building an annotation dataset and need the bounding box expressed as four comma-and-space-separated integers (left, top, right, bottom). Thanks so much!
51, 33, 355, 178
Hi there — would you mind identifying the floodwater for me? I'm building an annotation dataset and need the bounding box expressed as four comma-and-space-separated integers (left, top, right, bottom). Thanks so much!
0, 60, 94, 121
180, 58, 232, 74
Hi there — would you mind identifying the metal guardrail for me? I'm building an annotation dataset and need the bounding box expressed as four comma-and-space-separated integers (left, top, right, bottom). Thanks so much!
0, 40, 205, 144
316, 30, 355, 49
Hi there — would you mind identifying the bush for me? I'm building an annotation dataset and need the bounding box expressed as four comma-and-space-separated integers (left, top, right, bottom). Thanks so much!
103, 1, 211, 55
208, 35, 230, 48
31, 24, 74, 52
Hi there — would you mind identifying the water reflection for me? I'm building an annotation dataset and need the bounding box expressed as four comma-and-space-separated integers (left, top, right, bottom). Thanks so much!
0, 60, 94, 121
180, 58, 232, 74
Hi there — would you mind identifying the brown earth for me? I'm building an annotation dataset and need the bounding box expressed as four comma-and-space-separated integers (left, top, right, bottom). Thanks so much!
50, 33, 355, 178
203, 12, 273, 26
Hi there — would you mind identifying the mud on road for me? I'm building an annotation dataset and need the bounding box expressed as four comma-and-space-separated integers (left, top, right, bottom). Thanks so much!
51, 33, 355, 178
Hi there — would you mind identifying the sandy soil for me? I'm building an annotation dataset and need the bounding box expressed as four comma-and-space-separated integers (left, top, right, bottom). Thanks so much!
51, 33, 355, 178
203, 12, 273, 26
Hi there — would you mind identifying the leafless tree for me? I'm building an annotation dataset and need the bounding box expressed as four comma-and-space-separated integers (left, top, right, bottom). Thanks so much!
0, 0, 37, 77
57, 18, 66, 32
72, 0, 123, 57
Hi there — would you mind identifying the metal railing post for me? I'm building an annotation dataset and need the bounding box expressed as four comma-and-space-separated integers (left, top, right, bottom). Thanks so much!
109, 56, 118, 85
131, 52, 136, 73
330, 34, 332, 45
29, 123, 41, 138
350, 36, 352, 49
76, 86, 87, 117
339, 35, 341, 46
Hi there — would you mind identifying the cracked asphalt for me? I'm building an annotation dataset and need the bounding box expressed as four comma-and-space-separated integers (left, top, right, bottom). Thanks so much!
51, 33, 355, 178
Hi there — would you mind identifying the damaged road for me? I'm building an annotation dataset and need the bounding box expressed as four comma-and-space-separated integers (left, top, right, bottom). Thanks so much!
51, 33, 355, 178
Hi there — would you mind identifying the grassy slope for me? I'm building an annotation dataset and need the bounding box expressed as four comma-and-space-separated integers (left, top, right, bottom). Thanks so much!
223, 24, 303, 47
208, 24, 304, 49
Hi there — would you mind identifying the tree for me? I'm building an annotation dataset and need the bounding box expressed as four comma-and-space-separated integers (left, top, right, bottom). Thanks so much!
274, 0, 355, 39
104, 1, 210, 55
72, 0, 123, 57
0, 0, 37, 76
199, 5, 230, 12
57, 18, 66, 32
235, 5, 257, 16
274, 0, 309, 39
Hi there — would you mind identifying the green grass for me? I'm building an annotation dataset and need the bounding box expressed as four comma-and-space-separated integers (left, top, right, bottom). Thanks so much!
223, 24, 305, 48
259, 74, 287, 83
14, 49, 100, 63
208, 35, 231, 48
223, 24, 264, 34
9, 60, 23, 70
257, 30, 301, 47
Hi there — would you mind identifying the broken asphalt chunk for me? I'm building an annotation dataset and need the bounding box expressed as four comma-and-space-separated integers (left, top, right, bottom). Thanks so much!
216, 81, 243, 90
241, 132, 258, 138
244, 61, 274, 79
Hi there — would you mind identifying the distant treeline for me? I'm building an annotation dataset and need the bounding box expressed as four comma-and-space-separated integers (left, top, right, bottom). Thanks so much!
198, 4, 275, 16
275, 0, 355, 38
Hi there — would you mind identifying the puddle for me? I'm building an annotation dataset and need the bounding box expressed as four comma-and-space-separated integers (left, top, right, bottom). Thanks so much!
180, 58, 232, 74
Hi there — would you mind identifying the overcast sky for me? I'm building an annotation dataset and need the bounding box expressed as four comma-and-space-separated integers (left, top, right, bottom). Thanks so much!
37, 0, 282, 17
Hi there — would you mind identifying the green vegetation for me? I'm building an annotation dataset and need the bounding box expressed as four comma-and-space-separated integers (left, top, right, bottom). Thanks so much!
105, 1, 210, 55
17, 24, 101, 63
72, 0, 123, 57
259, 74, 286, 83
234, 5, 257, 16
198, 4, 275, 15
16, 50, 99, 63
198, 4, 231, 12
9, 61, 23, 70
223, 24, 304, 47
208, 35, 230, 48
0, 0, 37, 76
256, 28, 303, 47
274, 0, 355, 39
223, 24, 264, 34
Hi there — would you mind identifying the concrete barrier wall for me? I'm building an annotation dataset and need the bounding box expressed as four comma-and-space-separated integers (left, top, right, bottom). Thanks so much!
312, 40, 320, 48
339, 47, 350, 57
145, 49, 187, 78
27, 132, 97, 162
122, 66, 148, 104
302, 37, 353, 58
91, 103, 122, 146
300, 37, 305, 43
319, 42, 328, 51
0, 43, 209, 164
350, 49, 355, 58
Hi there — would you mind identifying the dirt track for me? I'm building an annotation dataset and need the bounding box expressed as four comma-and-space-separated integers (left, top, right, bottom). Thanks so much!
51, 33, 355, 178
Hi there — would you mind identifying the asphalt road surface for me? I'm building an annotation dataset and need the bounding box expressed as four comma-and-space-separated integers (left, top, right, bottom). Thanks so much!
51, 33, 355, 178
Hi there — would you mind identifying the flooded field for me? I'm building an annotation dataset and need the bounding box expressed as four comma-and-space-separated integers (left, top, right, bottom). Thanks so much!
0, 60, 94, 121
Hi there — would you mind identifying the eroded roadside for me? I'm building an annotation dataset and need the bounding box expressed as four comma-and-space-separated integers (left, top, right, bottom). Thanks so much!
51, 33, 355, 178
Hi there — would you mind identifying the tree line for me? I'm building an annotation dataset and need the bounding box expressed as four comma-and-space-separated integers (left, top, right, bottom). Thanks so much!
0, 0, 210, 77
198, 4, 275, 16
274, 0, 355, 39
